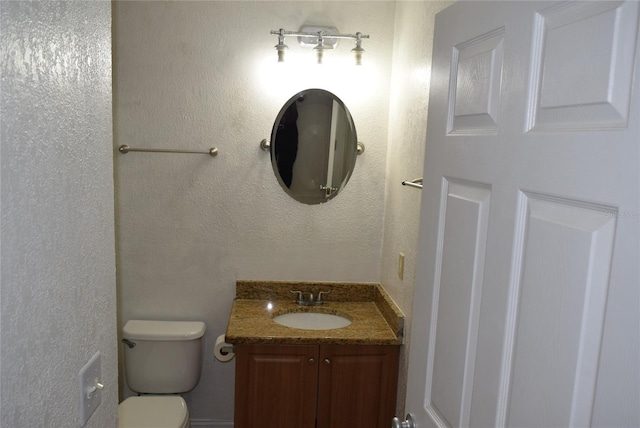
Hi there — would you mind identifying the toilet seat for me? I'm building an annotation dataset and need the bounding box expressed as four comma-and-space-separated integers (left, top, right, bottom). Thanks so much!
119, 396, 189, 428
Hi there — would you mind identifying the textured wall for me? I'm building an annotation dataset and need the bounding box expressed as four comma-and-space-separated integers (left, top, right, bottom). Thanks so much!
0, 2, 117, 427
381, 0, 453, 415
113, 1, 394, 424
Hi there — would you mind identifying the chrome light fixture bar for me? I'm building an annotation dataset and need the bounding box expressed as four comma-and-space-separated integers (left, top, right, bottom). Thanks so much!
270, 27, 370, 65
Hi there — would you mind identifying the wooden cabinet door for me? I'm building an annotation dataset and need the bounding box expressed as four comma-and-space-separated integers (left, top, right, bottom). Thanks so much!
316, 345, 400, 428
234, 344, 319, 428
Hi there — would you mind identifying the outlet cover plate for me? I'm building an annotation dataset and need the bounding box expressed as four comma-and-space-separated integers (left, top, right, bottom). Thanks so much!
78, 351, 101, 426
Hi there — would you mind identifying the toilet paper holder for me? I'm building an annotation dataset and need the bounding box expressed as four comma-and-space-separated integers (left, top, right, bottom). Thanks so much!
214, 334, 235, 362
220, 345, 234, 356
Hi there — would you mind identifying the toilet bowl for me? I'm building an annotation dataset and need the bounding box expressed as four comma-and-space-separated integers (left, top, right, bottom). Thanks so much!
117, 320, 206, 428
119, 396, 189, 428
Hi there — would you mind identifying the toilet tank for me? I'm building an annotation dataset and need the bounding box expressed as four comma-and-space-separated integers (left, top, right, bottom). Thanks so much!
123, 320, 206, 394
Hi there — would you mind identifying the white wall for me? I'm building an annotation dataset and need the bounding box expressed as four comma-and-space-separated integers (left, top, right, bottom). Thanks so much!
0, 2, 117, 427
113, 1, 395, 424
381, 0, 453, 414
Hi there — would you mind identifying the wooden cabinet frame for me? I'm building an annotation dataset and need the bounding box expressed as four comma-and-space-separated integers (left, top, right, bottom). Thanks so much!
234, 343, 399, 428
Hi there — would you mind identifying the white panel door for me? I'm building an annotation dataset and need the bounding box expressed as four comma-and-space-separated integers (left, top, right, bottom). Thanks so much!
404, 2, 639, 427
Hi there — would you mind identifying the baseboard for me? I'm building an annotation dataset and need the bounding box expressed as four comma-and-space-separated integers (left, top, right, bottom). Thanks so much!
190, 419, 234, 428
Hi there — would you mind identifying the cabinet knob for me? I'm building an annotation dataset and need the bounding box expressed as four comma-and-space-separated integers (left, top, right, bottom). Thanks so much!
309, 358, 315, 364
324, 358, 330, 365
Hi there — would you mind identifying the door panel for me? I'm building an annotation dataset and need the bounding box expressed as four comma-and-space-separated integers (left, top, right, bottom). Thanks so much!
449, 27, 504, 135
527, 1, 639, 131
505, 194, 617, 427
405, 2, 639, 427
428, 180, 491, 427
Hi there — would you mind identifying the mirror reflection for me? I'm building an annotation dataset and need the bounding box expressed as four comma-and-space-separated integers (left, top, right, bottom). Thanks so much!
270, 89, 358, 204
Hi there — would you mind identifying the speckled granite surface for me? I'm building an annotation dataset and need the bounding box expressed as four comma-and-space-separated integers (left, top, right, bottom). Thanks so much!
374, 284, 405, 338
236, 280, 376, 301
226, 281, 404, 345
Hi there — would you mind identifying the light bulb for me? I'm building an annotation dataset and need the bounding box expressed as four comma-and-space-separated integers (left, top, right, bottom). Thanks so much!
352, 47, 364, 65
275, 44, 288, 62
352, 33, 365, 66
313, 34, 326, 64
274, 31, 288, 63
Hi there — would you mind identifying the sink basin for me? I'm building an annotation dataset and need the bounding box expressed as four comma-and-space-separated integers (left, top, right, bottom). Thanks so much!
272, 312, 352, 330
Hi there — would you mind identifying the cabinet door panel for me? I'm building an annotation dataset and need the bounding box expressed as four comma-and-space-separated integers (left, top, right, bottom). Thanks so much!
317, 345, 399, 428
234, 344, 318, 428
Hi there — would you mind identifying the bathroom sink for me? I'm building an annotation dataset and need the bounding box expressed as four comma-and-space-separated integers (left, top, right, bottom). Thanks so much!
272, 312, 352, 330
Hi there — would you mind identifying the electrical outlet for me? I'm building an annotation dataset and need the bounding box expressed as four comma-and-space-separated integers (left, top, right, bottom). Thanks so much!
78, 351, 102, 427
398, 252, 405, 280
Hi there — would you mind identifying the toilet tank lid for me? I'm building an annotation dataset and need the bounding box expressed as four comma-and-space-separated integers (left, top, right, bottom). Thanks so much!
123, 320, 206, 341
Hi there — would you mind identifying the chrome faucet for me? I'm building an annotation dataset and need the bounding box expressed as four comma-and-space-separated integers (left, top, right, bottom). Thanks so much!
291, 290, 330, 306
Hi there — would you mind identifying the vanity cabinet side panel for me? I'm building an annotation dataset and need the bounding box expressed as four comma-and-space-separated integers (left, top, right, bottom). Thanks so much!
234, 344, 319, 428
317, 344, 400, 428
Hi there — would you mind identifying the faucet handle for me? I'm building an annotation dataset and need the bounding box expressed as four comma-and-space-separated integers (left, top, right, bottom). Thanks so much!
317, 291, 330, 302
290, 290, 303, 303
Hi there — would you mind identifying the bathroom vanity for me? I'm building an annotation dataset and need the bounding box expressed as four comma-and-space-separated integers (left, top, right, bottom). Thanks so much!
226, 281, 404, 428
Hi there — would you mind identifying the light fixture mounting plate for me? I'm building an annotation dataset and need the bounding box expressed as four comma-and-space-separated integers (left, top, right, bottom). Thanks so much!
298, 25, 339, 49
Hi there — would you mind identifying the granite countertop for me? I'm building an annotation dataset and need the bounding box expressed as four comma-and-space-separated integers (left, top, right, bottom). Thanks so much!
225, 281, 404, 346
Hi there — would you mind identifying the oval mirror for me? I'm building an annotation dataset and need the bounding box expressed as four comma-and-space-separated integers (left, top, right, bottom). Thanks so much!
270, 89, 358, 204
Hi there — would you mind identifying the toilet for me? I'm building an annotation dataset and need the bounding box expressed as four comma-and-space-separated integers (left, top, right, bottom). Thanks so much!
118, 320, 206, 428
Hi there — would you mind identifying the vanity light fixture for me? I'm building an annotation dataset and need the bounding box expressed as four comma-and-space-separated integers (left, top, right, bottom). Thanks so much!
270, 26, 370, 65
